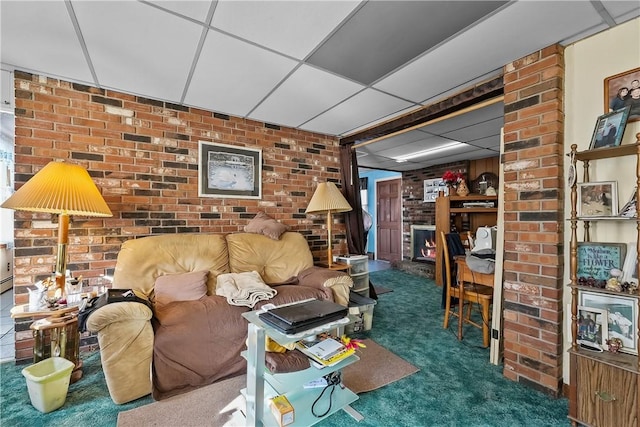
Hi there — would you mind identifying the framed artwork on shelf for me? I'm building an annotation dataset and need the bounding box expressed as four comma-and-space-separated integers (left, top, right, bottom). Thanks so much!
577, 181, 618, 217
588, 106, 630, 150
198, 141, 262, 199
604, 66, 640, 122
619, 187, 637, 218
580, 291, 638, 355
622, 243, 638, 286
577, 242, 626, 282
576, 306, 608, 351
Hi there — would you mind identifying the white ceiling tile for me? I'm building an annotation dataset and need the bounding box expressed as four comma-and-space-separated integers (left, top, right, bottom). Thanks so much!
250, 65, 363, 128
147, 1, 213, 22
0, 1, 94, 83
212, 1, 361, 60
301, 89, 413, 136
73, 1, 203, 101
184, 31, 298, 117
375, 1, 604, 102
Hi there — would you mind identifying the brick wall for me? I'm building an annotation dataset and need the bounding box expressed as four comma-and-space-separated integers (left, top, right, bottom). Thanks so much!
501, 45, 565, 396
11, 71, 345, 362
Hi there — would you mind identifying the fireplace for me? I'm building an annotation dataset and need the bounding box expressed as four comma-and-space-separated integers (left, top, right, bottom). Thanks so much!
411, 225, 436, 263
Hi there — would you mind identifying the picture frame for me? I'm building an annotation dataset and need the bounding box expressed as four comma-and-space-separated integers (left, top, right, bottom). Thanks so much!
198, 141, 262, 199
604, 66, 640, 122
423, 178, 449, 202
577, 181, 618, 217
588, 106, 630, 150
576, 305, 609, 350
619, 187, 637, 218
580, 291, 637, 355
622, 243, 638, 286
577, 242, 626, 282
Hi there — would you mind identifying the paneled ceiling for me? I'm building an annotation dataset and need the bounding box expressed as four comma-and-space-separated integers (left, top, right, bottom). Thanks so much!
1, 1, 639, 171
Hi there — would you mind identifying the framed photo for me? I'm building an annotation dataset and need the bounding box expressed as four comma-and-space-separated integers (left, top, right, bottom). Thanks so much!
577, 181, 618, 217
588, 106, 630, 150
622, 243, 638, 285
198, 141, 262, 199
576, 306, 608, 350
604, 66, 640, 122
423, 178, 449, 202
577, 242, 626, 282
580, 291, 637, 355
619, 187, 637, 218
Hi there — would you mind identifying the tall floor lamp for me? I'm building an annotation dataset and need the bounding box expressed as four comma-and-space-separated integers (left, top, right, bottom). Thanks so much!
1, 161, 112, 297
305, 182, 352, 267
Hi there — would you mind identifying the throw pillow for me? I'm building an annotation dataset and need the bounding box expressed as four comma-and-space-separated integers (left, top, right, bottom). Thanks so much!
244, 211, 290, 240
154, 270, 208, 307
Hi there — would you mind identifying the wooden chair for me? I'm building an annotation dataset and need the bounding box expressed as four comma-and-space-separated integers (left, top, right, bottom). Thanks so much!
440, 231, 493, 347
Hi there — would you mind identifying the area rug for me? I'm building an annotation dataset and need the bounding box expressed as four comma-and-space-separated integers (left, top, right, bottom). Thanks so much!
117, 339, 417, 426
373, 285, 393, 295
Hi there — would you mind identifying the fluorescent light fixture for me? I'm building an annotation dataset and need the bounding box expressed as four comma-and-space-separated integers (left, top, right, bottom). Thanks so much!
393, 142, 463, 162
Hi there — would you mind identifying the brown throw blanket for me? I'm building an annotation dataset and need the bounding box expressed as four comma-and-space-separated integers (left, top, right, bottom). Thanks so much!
151, 296, 249, 400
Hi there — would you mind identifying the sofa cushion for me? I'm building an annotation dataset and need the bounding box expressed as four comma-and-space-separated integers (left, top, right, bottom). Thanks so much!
154, 270, 208, 308
113, 234, 229, 297
244, 211, 290, 240
227, 232, 314, 285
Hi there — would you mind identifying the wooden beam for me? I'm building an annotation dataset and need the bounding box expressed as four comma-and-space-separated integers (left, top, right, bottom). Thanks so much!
340, 76, 504, 146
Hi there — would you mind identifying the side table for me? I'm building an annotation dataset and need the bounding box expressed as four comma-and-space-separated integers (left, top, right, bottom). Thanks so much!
242, 310, 362, 426
314, 262, 350, 272
11, 304, 83, 382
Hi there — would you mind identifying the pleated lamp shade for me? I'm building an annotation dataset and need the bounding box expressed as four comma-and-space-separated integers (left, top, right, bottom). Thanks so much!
305, 182, 352, 214
1, 161, 112, 217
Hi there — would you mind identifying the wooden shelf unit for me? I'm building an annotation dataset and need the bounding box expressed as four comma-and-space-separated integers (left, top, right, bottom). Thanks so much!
435, 194, 498, 286
567, 139, 640, 427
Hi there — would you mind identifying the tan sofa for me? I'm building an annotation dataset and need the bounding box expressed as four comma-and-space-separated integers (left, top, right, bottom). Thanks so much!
87, 232, 352, 404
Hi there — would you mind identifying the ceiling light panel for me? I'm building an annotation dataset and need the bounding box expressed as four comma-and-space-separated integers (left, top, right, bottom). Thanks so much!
375, 1, 604, 102
250, 64, 363, 128
73, 1, 203, 101
211, 1, 360, 60
300, 88, 414, 136
184, 31, 298, 118
307, 1, 506, 85
0, 1, 94, 83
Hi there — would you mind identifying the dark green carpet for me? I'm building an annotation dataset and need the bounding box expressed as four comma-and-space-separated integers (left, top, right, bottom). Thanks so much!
1, 269, 569, 426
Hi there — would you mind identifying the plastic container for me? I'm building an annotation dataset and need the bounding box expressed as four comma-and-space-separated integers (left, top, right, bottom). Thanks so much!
22, 357, 75, 413
345, 291, 377, 334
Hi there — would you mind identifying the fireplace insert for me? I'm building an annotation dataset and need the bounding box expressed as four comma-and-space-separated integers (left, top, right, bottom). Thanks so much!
411, 225, 436, 263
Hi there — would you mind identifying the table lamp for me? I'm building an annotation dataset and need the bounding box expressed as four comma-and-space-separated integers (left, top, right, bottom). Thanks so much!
305, 182, 352, 267
1, 161, 112, 298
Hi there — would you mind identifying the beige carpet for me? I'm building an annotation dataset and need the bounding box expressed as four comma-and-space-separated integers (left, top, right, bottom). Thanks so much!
117, 339, 418, 427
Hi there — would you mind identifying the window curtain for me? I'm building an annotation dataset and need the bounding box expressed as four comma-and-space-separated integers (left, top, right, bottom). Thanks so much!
339, 143, 377, 300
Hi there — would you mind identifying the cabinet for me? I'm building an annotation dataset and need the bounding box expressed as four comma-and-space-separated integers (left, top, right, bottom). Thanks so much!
567, 141, 640, 427
334, 255, 369, 297
435, 194, 498, 286
242, 311, 361, 426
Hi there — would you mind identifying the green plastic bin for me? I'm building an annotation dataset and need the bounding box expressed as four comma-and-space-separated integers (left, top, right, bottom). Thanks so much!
22, 357, 75, 413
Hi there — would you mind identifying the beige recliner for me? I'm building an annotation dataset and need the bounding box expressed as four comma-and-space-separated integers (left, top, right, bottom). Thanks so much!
87, 232, 352, 404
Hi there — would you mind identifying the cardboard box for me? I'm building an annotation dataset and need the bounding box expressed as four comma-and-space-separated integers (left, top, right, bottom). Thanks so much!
270, 395, 294, 426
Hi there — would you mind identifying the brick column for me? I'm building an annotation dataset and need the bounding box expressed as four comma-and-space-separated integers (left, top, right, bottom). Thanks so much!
501, 45, 565, 396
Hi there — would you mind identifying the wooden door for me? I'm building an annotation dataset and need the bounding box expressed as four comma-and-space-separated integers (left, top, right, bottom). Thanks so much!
376, 178, 402, 262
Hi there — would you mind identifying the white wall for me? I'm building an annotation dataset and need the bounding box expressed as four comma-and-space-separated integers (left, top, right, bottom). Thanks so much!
563, 17, 640, 383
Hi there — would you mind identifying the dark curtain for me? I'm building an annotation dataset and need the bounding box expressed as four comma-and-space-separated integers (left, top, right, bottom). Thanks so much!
339, 143, 378, 300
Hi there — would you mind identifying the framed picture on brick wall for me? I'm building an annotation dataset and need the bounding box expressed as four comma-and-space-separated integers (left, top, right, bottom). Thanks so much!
198, 141, 262, 199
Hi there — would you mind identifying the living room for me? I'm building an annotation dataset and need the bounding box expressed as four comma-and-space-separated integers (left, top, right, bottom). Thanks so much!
1, 2, 640, 426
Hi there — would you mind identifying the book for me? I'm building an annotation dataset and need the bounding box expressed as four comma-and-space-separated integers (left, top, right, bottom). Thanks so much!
296, 337, 355, 367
